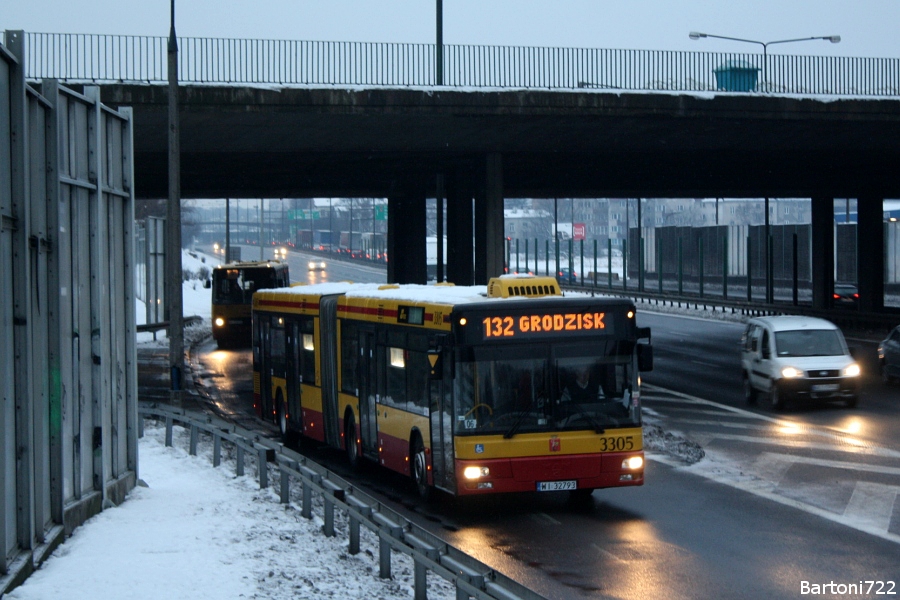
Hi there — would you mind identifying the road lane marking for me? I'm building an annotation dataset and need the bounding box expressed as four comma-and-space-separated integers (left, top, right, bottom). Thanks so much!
530, 512, 561, 526
702, 433, 900, 459
592, 543, 625, 562
690, 359, 718, 367
758, 452, 900, 477
642, 383, 898, 453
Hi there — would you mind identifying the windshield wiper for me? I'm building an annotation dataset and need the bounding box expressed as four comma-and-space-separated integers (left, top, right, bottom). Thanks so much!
503, 410, 532, 439
561, 400, 607, 434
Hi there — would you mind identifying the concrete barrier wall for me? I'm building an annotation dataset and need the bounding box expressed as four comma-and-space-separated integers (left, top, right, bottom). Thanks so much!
1, 31, 137, 594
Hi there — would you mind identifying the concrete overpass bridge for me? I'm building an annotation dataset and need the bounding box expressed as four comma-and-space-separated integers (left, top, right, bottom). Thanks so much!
18, 31, 900, 312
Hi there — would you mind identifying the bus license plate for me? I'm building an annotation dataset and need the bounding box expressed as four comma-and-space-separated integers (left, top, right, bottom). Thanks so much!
537, 480, 576, 492
812, 384, 839, 392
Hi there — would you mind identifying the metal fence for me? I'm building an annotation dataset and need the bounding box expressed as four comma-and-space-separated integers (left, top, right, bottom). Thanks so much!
2, 31, 137, 594
139, 405, 546, 600
19, 31, 900, 96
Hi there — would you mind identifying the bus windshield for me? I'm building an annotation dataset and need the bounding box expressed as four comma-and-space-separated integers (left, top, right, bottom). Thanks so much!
213, 267, 285, 305
454, 342, 639, 436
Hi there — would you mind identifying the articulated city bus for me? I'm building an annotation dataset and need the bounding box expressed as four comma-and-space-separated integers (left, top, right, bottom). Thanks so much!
210, 260, 290, 347
251, 275, 652, 499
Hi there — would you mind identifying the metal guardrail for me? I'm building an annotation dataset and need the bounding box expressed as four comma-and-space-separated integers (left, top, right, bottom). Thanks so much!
138, 404, 546, 600
18, 31, 900, 96
566, 283, 899, 336
136, 314, 204, 333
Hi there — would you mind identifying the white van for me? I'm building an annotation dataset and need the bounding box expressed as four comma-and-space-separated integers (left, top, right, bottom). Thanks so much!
740, 316, 860, 409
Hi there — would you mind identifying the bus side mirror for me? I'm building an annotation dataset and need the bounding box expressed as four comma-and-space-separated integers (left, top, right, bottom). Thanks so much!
204, 279, 211, 289
637, 344, 653, 372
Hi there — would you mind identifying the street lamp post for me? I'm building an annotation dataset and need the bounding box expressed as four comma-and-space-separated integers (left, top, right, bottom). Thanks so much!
689, 32, 840, 92
435, 0, 443, 85
167, 0, 184, 400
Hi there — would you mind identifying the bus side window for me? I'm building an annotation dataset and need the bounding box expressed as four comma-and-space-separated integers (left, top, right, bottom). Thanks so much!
300, 319, 315, 384
386, 347, 406, 406
407, 350, 429, 412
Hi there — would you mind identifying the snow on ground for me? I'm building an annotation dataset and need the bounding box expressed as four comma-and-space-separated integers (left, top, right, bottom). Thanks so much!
7, 424, 456, 600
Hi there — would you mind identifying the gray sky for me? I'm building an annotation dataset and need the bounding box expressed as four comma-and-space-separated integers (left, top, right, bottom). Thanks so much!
4, 1, 899, 58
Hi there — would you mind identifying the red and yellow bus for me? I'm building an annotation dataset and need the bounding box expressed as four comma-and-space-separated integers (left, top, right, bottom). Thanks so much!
251, 275, 652, 499
210, 260, 289, 347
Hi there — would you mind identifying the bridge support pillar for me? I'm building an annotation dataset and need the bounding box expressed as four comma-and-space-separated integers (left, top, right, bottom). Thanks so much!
387, 182, 427, 284
857, 197, 885, 312
474, 153, 505, 284
446, 169, 474, 285
811, 196, 835, 310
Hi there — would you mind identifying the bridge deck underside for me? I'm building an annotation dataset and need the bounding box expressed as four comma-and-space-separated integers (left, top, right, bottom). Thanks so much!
91, 85, 900, 200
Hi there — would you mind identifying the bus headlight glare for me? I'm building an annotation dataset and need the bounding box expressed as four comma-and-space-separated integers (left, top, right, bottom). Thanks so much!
214, 317, 225, 327
843, 363, 861, 377
622, 456, 643, 470
463, 466, 489, 480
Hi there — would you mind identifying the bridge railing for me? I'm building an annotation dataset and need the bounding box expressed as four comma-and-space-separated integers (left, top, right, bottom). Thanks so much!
19, 31, 900, 96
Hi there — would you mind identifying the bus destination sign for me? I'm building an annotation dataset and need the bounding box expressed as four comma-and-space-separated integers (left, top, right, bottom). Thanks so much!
480, 311, 613, 340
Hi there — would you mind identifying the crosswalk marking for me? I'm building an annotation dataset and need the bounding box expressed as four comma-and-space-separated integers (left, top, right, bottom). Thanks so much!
644, 383, 900, 544
844, 482, 900, 532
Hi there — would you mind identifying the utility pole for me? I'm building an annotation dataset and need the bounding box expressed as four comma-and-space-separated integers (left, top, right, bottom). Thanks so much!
436, 0, 443, 85
225, 198, 230, 261
166, 0, 184, 401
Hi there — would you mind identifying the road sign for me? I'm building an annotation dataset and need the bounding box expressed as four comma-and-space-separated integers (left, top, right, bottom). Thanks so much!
573, 223, 586, 240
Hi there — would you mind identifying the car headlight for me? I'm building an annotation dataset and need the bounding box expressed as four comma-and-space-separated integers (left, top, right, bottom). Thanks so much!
781, 366, 804, 378
842, 363, 861, 377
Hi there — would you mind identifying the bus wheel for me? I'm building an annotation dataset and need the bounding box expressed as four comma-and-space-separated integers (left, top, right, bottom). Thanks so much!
276, 391, 294, 445
412, 435, 432, 502
345, 413, 360, 469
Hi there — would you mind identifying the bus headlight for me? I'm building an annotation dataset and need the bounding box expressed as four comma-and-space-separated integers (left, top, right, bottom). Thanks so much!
621, 456, 643, 470
842, 363, 861, 377
463, 466, 489, 480
214, 317, 225, 328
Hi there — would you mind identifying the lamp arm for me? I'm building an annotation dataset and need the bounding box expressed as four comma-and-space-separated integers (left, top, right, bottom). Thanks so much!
700, 33, 766, 50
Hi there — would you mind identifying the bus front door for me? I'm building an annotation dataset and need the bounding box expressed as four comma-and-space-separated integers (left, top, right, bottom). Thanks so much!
286, 321, 301, 432
258, 318, 273, 420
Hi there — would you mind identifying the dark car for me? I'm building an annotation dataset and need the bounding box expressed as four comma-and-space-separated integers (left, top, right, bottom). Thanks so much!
557, 268, 578, 284
878, 325, 900, 384
833, 283, 859, 308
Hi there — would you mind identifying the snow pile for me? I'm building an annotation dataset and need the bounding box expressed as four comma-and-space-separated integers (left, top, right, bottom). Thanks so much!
643, 423, 706, 465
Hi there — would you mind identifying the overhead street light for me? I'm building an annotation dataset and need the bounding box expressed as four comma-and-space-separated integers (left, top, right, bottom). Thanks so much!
689, 31, 840, 91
